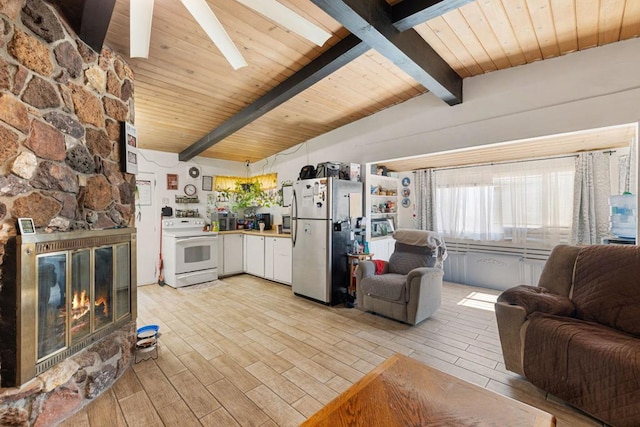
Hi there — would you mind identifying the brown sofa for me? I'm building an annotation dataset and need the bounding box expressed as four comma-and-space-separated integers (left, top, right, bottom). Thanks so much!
495, 244, 640, 427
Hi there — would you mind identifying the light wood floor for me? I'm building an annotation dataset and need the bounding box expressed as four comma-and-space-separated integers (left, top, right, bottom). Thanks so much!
62, 275, 605, 427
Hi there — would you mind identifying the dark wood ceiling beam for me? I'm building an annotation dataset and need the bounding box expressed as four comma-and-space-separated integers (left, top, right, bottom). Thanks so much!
392, 0, 475, 32
179, 35, 368, 161
311, 0, 462, 106
48, 0, 116, 52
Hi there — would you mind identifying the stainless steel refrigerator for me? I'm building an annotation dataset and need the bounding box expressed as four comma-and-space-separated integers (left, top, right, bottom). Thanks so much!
292, 177, 363, 304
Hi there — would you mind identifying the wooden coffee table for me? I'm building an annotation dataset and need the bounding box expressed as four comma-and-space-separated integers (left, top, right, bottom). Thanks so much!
302, 353, 555, 426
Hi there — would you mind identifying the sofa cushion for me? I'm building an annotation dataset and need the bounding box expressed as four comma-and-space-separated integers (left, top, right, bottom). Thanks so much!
360, 273, 406, 302
497, 285, 575, 317
572, 245, 640, 337
523, 313, 640, 426
536, 244, 580, 296
388, 243, 434, 275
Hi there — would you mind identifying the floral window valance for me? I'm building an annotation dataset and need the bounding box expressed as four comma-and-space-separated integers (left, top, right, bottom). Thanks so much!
214, 173, 278, 191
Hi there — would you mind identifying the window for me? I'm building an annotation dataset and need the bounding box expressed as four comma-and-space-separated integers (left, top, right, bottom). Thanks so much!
434, 157, 575, 245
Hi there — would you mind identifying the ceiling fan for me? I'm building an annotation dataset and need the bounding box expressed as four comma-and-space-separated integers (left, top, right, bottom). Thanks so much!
130, 0, 332, 69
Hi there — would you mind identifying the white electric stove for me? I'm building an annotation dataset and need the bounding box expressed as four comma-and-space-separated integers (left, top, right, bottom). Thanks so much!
161, 218, 218, 288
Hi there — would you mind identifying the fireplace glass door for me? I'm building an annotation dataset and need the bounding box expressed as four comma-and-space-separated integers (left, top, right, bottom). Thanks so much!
71, 250, 91, 344
115, 243, 130, 320
37, 253, 67, 361
94, 247, 113, 330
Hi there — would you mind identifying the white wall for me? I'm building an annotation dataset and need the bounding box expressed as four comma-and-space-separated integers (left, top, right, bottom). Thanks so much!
251, 38, 640, 187
134, 149, 244, 285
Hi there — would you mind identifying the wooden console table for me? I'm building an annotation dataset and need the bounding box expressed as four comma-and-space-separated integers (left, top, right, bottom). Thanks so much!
302, 353, 556, 427
347, 253, 373, 293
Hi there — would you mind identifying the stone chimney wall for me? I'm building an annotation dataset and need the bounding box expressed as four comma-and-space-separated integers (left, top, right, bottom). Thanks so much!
0, 0, 137, 417
0, 0, 135, 243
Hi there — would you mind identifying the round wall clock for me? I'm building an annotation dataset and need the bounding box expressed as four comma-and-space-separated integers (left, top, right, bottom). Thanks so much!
188, 167, 200, 178
184, 184, 197, 196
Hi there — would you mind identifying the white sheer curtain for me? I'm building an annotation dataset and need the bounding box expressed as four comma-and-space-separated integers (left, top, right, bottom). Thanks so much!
434, 157, 575, 245
571, 152, 611, 244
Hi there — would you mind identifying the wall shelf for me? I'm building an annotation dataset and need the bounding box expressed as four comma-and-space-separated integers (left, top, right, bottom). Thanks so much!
365, 171, 399, 242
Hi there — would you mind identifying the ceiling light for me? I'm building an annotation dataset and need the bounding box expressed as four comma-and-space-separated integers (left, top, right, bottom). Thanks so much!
130, 0, 155, 58
237, 0, 331, 46
180, 0, 248, 70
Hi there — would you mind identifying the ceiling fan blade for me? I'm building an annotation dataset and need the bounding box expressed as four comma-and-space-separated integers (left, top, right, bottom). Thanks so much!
180, 0, 248, 70
130, 0, 155, 58
236, 0, 331, 46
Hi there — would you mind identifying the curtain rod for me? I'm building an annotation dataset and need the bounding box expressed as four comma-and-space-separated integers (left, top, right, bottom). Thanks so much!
412, 149, 616, 173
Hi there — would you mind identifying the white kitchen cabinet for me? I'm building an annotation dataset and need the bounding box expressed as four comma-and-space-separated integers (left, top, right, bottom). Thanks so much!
244, 234, 265, 277
221, 233, 244, 276
265, 237, 292, 284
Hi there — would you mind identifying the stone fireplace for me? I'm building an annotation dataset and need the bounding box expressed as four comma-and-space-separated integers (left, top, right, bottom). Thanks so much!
0, 0, 138, 424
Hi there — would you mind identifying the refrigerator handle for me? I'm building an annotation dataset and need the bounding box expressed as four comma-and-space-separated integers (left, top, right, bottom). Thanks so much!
292, 189, 298, 247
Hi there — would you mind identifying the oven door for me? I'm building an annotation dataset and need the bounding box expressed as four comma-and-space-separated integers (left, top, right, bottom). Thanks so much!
174, 235, 218, 274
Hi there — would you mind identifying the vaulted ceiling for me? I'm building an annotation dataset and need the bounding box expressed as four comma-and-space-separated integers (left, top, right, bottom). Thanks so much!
98, 0, 640, 163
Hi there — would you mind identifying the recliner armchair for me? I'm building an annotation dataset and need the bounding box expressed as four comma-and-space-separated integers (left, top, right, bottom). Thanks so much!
355, 229, 446, 325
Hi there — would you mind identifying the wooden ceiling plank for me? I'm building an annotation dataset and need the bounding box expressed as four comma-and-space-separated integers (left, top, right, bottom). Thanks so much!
126, 57, 258, 105
311, 0, 462, 105
179, 34, 369, 161
426, 17, 485, 76
383, 125, 635, 171
549, 0, 578, 54
576, 0, 600, 49
598, 0, 626, 45
500, 0, 542, 63
620, 0, 640, 39
524, 0, 560, 59
109, 25, 305, 100
391, 0, 475, 31
132, 72, 251, 110
333, 59, 421, 105
478, 0, 529, 66
441, 10, 498, 73
362, 50, 430, 89
414, 24, 471, 77
458, 2, 512, 70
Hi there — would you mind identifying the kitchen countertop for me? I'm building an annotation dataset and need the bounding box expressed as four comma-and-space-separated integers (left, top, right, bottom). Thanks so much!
218, 229, 291, 238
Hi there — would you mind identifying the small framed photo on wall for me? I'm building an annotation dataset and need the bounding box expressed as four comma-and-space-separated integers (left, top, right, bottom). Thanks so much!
120, 122, 139, 174
202, 176, 213, 191
167, 173, 178, 190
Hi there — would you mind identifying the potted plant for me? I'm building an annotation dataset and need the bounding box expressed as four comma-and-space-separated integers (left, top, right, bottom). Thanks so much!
232, 181, 277, 214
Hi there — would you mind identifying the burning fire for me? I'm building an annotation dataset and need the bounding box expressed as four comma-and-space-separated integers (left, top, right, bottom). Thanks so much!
71, 291, 90, 320
95, 295, 109, 316
71, 291, 109, 319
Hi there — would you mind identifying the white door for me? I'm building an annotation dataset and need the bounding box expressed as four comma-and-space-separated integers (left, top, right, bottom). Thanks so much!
135, 172, 158, 286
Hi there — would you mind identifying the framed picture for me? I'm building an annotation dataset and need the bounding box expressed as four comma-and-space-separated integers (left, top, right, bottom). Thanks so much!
120, 122, 139, 174
202, 175, 213, 191
18, 217, 36, 235
167, 173, 178, 190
